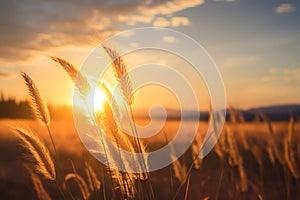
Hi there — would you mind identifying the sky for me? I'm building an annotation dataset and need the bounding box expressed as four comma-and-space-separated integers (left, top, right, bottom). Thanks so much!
0, 0, 299, 110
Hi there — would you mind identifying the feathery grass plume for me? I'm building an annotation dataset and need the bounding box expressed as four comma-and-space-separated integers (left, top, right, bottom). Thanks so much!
25, 165, 51, 200
237, 111, 246, 123
172, 156, 187, 184
238, 162, 248, 192
226, 126, 248, 191
103, 47, 151, 185
65, 173, 91, 200
165, 132, 187, 184
50, 56, 90, 96
210, 106, 225, 159
110, 170, 136, 199
226, 126, 240, 166
96, 83, 142, 161
13, 127, 56, 180
229, 106, 249, 150
96, 83, 142, 197
210, 106, 227, 159
237, 113, 249, 151
284, 115, 299, 178
250, 145, 263, 168
191, 134, 203, 170
284, 138, 299, 179
102, 46, 135, 106
260, 112, 285, 165
229, 106, 237, 123
287, 116, 296, 146
214, 128, 228, 159
267, 145, 275, 165
21, 72, 50, 125
253, 111, 261, 123
84, 162, 101, 192
298, 131, 300, 161
214, 140, 225, 159
239, 128, 249, 151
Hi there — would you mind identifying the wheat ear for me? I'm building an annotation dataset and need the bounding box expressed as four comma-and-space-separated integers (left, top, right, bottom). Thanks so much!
50, 56, 90, 96
260, 112, 285, 165
14, 127, 56, 180
21, 72, 50, 125
84, 162, 101, 192
65, 173, 91, 200
102, 46, 134, 106
284, 116, 299, 178
102, 47, 150, 173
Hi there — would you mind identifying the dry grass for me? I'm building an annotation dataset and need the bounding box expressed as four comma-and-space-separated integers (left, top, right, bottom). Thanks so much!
13, 127, 56, 180
1, 49, 299, 200
21, 72, 50, 125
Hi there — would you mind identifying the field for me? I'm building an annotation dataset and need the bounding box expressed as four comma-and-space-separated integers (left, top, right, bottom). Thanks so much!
1, 53, 298, 200
0, 118, 299, 200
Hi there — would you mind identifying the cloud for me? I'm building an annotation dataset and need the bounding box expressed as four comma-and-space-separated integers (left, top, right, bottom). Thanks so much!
261, 67, 300, 84
118, 30, 136, 38
153, 17, 170, 27
214, 0, 236, 2
162, 36, 178, 43
171, 17, 190, 27
136, 0, 204, 16
223, 55, 258, 67
153, 16, 190, 27
275, 3, 296, 14
0, 0, 204, 62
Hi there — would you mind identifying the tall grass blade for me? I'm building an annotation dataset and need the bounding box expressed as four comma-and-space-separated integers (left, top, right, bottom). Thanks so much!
13, 127, 56, 180
21, 72, 50, 125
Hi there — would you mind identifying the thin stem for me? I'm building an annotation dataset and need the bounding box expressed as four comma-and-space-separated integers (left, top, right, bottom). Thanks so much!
184, 175, 191, 200
54, 178, 67, 200
45, 124, 75, 200
46, 125, 57, 156
128, 106, 155, 200
173, 131, 214, 200
164, 132, 174, 196
215, 159, 226, 200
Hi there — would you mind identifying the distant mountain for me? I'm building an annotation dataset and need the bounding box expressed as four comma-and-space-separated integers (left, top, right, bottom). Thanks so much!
135, 104, 300, 122
244, 104, 300, 121
246, 104, 300, 114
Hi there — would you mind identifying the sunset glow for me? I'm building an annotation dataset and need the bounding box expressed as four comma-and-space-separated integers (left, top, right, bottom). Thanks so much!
93, 88, 107, 112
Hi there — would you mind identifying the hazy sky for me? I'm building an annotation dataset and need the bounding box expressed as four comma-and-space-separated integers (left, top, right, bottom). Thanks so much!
0, 0, 299, 109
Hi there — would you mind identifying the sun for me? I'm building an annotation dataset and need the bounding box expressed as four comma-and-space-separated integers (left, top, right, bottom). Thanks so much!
94, 87, 107, 111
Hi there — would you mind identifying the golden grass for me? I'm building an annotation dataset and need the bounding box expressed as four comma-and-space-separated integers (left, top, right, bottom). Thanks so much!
21, 72, 50, 125
5, 49, 299, 200
13, 127, 56, 180
25, 165, 51, 200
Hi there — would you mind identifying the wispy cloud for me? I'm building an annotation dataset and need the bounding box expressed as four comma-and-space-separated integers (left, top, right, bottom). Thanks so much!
0, 0, 204, 62
261, 67, 300, 84
223, 55, 259, 67
275, 3, 296, 14
153, 17, 170, 27
214, 0, 236, 2
162, 36, 178, 43
153, 16, 190, 27
171, 17, 190, 27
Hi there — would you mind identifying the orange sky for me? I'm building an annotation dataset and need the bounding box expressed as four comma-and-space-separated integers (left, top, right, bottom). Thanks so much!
0, 0, 299, 110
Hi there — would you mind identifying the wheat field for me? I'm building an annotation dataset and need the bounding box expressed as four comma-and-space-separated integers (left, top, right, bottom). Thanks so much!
0, 119, 299, 199
0, 49, 299, 200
